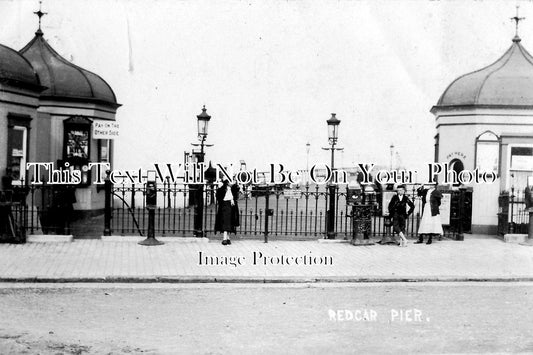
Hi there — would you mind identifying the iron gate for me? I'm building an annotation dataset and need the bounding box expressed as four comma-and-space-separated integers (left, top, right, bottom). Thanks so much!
498, 188, 529, 235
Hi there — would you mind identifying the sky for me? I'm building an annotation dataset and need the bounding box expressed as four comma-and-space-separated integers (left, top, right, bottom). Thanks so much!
1, 0, 531, 181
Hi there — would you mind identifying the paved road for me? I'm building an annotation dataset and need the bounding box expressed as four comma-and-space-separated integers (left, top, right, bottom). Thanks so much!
0, 282, 531, 354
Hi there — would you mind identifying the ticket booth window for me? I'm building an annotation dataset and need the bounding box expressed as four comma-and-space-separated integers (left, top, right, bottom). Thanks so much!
509, 146, 533, 193
63, 116, 92, 186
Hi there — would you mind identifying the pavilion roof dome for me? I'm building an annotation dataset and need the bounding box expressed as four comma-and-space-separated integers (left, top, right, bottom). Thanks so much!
19, 31, 119, 108
433, 36, 533, 110
0, 42, 42, 90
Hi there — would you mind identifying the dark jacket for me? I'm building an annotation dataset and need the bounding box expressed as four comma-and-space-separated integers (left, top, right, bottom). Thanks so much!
417, 187, 442, 217
388, 194, 414, 218
214, 184, 240, 233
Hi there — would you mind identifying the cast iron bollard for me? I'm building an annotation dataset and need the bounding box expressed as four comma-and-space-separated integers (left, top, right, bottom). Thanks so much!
351, 204, 375, 246
346, 184, 374, 246
139, 171, 163, 246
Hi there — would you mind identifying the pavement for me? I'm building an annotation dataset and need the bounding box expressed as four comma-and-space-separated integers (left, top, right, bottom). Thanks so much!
0, 235, 532, 283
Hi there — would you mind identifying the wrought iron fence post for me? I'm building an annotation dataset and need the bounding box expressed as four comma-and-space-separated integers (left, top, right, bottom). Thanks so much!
510, 187, 515, 234
528, 209, 533, 241
193, 183, 205, 238
131, 183, 136, 210
264, 186, 271, 243
103, 171, 112, 236
522, 185, 533, 246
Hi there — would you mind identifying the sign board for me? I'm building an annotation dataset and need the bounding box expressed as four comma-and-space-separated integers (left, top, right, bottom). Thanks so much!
93, 120, 119, 139
511, 155, 533, 171
284, 189, 302, 199
381, 191, 396, 217
439, 192, 451, 225
510, 147, 533, 171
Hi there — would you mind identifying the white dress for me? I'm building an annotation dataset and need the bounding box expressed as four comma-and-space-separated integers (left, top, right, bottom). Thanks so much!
418, 188, 443, 235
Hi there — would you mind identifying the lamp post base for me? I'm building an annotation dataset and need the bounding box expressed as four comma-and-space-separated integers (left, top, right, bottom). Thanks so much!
520, 238, 533, 246
138, 237, 164, 246
193, 230, 206, 238
326, 232, 337, 239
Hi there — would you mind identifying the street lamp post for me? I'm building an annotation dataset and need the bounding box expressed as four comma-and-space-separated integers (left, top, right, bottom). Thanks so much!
191, 105, 213, 238
205, 161, 217, 205
322, 113, 343, 239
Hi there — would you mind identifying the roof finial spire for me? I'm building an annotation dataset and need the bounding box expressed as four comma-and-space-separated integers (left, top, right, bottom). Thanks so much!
33, 0, 47, 35
511, 4, 525, 42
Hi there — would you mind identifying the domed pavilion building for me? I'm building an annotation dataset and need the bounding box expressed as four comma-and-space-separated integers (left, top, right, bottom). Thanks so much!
19, 26, 120, 212
432, 30, 533, 235
1, 12, 120, 223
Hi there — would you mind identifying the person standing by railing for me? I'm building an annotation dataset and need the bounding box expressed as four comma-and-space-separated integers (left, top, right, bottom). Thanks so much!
388, 185, 414, 247
415, 183, 443, 245
215, 179, 240, 245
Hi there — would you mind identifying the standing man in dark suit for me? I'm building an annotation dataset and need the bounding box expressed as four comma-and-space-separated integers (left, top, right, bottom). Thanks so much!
388, 185, 415, 247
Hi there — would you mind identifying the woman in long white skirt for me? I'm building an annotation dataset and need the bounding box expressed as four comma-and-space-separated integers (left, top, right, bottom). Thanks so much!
416, 184, 443, 244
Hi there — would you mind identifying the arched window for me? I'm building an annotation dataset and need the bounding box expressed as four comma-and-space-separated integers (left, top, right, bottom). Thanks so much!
434, 134, 439, 163
450, 159, 464, 174
449, 158, 464, 187
475, 131, 500, 176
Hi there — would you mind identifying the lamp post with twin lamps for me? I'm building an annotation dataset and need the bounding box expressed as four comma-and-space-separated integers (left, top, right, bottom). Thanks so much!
322, 113, 343, 239
191, 106, 213, 238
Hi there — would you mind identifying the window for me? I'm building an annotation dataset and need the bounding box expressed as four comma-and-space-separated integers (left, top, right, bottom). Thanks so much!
6, 114, 32, 186
510, 147, 533, 171
475, 131, 499, 175
434, 133, 439, 163
8, 126, 28, 184
98, 139, 111, 181
508, 145, 533, 194
449, 158, 464, 187
63, 116, 92, 186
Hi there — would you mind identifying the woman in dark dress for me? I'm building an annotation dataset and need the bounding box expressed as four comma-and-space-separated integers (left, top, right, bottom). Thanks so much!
215, 180, 240, 245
